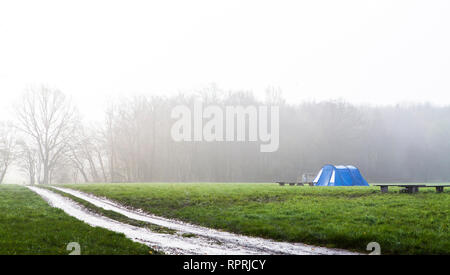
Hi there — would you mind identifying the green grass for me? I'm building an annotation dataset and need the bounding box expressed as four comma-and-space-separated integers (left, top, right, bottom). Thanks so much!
0, 184, 156, 255
61, 182, 450, 254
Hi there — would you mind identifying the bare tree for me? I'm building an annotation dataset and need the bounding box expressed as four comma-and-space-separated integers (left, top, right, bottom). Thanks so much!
16, 87, 79, 185
66, 142, 90, 182
0, 123, 17, 184
91, 128, 109, 182
16, 140, 38, 185
105, 104, 118, 182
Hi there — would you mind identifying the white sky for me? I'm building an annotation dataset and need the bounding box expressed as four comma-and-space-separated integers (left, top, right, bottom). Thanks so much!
1, 0, 450, 122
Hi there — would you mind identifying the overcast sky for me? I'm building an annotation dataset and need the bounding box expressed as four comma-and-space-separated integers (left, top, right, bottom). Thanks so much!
1, 0, 450, 121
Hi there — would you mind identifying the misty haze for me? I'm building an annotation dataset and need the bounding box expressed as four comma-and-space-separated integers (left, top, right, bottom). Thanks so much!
3, 87, 450, 184
0, 0, 448, 258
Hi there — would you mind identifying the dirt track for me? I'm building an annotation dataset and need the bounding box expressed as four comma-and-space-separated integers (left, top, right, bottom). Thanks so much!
28, 186, 360, 255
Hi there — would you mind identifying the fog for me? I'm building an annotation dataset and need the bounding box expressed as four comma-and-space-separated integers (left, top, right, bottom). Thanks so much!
1, 1, 450, 183
2, 0, 450, 120
2, 87, 450, 184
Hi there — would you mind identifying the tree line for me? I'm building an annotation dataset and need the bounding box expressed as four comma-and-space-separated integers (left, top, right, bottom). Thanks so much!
1, 86, 449, 184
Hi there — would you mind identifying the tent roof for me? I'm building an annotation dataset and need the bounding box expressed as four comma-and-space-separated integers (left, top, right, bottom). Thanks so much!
313, 164, 369, 186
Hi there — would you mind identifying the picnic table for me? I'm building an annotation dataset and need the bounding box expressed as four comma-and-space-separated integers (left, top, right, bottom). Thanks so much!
277, 182, 314, 186
373, 184, 449, 193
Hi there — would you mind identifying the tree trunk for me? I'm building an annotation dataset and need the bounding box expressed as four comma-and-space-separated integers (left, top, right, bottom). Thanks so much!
0, 169, 7, 184
97, 152, 108, 182
43, 161, 49, 185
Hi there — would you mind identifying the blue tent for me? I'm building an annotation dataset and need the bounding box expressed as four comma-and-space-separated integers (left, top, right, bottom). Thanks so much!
313, 165, 369, 186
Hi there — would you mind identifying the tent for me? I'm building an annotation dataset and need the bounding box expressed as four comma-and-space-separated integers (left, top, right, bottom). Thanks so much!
313, 165, 369, 186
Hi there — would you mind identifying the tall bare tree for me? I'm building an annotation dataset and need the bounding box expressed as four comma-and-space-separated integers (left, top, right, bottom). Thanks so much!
16, 87, 79, 184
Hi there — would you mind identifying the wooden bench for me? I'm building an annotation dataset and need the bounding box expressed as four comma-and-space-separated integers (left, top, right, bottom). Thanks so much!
374, 184, 449, 193
277, 182, 315, 186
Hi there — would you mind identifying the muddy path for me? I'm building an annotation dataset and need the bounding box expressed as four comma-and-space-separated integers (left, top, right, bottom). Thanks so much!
29, 186, 360, 255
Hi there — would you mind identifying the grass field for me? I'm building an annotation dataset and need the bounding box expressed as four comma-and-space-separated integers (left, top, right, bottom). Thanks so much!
62, 182, 450, 254
0, 185, 155, 255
